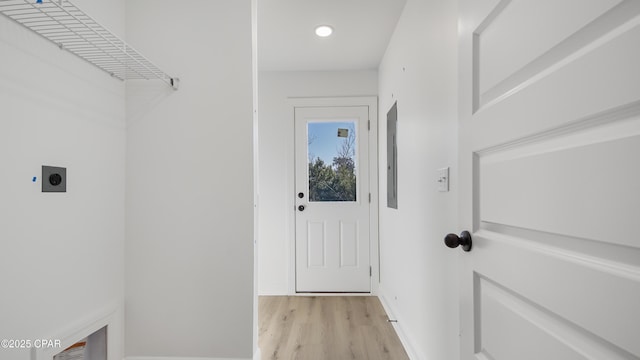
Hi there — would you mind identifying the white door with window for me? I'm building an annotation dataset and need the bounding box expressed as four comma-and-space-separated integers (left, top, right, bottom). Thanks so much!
295, 105, 371, 292
456, 0, 640, 359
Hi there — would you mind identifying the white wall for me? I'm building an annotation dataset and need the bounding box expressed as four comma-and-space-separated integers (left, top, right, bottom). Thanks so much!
377, 0, 459, 359
125, 0, 255, 359
257, 70, 378, 295
0, 0, 126, 359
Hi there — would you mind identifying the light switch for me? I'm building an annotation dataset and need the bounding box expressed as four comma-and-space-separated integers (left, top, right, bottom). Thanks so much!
437, 167, 449, 192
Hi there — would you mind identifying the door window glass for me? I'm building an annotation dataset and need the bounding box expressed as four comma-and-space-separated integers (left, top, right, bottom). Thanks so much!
307, 121, 357, 202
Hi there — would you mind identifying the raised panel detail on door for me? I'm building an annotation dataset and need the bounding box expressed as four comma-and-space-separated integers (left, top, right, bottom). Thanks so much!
479, 122, 640, 247
477, 275, 637, 360
474, 0, 640, 110
307, 221, 326, 268
471, 230, 640, 358
339, 221, 359, 267
477, 0, 621, 93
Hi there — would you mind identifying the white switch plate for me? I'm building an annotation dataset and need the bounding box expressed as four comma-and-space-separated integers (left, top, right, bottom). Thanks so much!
437, 167, 449, 192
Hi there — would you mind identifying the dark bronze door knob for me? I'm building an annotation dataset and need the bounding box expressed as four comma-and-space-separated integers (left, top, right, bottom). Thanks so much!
444, 231, 472, 252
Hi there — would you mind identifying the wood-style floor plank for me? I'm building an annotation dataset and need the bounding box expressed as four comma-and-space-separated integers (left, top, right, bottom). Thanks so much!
259, 296, 410, 360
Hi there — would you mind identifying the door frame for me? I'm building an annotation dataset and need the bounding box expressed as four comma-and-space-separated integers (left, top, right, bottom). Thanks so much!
287, 96, 379, 295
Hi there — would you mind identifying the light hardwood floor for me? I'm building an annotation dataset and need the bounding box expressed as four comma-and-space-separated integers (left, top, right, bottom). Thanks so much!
258, 296, 410, 360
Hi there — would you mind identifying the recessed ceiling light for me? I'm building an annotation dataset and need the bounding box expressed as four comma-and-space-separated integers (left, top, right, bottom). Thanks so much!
315, 25, 333, 38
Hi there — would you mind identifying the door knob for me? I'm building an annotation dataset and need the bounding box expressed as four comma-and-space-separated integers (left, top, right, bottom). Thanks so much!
298, 205, 305, 211
444, 231, 472, 252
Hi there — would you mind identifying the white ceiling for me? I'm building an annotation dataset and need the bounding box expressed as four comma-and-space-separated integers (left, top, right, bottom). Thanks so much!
258, 0, 408, 72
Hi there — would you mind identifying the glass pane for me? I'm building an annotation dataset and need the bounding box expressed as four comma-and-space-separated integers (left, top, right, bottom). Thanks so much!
308, 121, 357, 202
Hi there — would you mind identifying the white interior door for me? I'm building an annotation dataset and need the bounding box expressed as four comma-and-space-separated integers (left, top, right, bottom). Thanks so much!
295, 106, 371, 293
458, 0, 640, 359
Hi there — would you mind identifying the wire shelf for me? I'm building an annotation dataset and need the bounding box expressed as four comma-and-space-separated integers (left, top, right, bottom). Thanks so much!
0, 0, 178, 89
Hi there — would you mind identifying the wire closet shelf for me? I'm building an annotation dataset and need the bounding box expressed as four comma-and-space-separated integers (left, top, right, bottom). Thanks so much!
0, 0, 178, 89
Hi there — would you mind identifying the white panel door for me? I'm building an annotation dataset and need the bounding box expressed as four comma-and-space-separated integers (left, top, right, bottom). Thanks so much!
295, 106, 371, 292
458, 0, 640, 359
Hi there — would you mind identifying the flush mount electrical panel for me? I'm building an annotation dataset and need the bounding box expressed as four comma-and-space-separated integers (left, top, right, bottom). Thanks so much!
42, 165, 66, 193
387, 102, 398, 209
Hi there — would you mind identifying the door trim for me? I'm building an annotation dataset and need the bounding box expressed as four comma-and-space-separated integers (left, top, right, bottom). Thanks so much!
287, 96, 379, 295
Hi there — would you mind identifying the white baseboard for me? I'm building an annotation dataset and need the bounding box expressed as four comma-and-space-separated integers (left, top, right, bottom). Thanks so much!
126, 357, 252, 360
125, 342, 258, 360
378, 287, 421, 360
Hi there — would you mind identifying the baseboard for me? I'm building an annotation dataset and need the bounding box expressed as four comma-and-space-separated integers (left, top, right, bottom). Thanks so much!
378, 287, 422, 360
125, 357, 252, 360
125, 349, 259, 360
